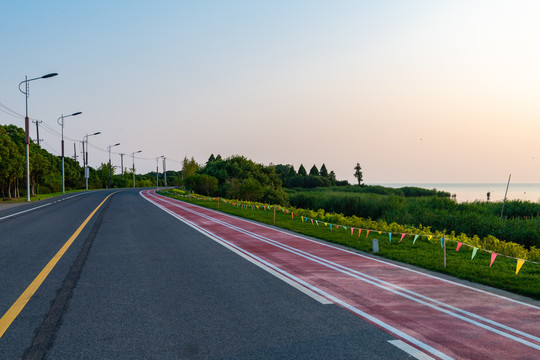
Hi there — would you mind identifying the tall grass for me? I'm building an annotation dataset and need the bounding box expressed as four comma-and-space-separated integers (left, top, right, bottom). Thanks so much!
288, 190, 540, 249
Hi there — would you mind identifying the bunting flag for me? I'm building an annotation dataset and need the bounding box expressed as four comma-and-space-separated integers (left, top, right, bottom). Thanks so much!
291, 212, 294, 219
330, 224, 333, 231
304, 217, 308, 222
351, 228, 354, 236
399, 233, 406, 243
378, 231, 382, 234
388, 233, 392, 243
325, 223, 328, 226
440, 236, 444, 248
343, 226, 347, 230
516, 259, 525, 275
490, 253, 498, 267
358, 228, 362, 237
311, 218, 314, 225
428, 235, 433, 241
456, 242, 462, 251
413, 235, 419, 245
366, 229, 370, 238
336, 225, 339, 230
316, 220, 319, 226
301, 216, 304, 222
471, 247, 479, 260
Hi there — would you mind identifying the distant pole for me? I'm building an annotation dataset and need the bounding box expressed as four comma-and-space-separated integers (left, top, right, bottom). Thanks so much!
107, 143, 120, 188
131, 150, 142, 188
162, 156, 167, 187
33, 120, 42, 146
58, 112, 82, 193
500, 174, 511, 220
120, 153, 125, 175
73, 143, 78, 161
155, 157, 160, 187
84, 132, 101, 190
274, 206, 276, 225
443, 233, 447, 268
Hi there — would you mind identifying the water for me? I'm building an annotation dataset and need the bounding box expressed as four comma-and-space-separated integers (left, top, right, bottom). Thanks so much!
379, 183, 540, 203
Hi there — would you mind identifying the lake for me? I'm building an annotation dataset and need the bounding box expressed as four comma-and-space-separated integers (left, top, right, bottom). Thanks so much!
379, 183, 540, 203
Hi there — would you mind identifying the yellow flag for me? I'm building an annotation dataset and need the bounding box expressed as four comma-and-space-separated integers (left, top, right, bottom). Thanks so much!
516, 259, 525, 275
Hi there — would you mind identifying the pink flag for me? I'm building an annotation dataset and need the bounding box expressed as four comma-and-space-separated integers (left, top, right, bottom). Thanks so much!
351, 228, 354, 236
456, 242, 462, 251
399, 233, 406, 243
336, 225, 339, 230
490, 253, 498, 267
311, 218, 314, 224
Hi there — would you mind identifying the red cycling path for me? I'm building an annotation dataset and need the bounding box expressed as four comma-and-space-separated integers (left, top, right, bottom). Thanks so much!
142, 189, 540, 360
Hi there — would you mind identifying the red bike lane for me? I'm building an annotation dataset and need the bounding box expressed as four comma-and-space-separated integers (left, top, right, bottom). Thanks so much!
142, 190, 540, 360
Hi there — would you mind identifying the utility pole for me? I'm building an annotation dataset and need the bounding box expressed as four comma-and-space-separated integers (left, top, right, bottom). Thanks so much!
73, 143, 78, 161
155, 157, 160, 187
120, 153, 125, 175
32, 120, 42, 146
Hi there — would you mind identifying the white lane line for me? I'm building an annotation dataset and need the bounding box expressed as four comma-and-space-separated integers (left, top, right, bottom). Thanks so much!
174, 192, 540, 310
388, 340, 435, 360
141, 191, 330, 304
0, 193, 86, 221
142, 191, 453, 360
147, 191, 540, 350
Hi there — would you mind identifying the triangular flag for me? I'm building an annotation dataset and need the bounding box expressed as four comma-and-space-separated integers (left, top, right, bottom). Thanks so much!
343, 226, 347, 230
490, 253, 498, 267
440, 236, 444, 248
471, 247, 479, 260
456, 242, 462, 251
516, 259, 525, 275
305, 217, 308, 222
316, 220, 319, 226
336, 225, 339, 230
301, 216, 304, 222
428, 235, 433, 241
358, 228, 362, 237
291, 213, 294, 219
388, 233, 392, 243
378, 231, 382, 234
351, 228, 354, 236
366, 229, 370, 238
399, 233, 406, 243
324, 223, 327, 226
311, 218, 314, 224
329, 224, 333, 231
413, 235, 419, 245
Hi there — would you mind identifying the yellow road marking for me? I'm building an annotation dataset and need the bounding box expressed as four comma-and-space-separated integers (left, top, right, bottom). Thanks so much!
0, 192, 115, 339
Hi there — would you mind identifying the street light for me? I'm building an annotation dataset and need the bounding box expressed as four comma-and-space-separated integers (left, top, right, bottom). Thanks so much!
108, 143, 120, 188
57, 112, 82, 193
131, 150, 142, 188
18, 73, 58, 201
84, 132, 101, 190
155, 156, 164, 188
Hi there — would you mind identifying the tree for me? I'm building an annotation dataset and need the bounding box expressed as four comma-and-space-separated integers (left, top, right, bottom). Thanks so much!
182, 156, 199, 180
328, 171, 336, 186
298, 164, 307, 176
354, 163, 363, 186
309, 164, 319, 176
319, 163, 328, 178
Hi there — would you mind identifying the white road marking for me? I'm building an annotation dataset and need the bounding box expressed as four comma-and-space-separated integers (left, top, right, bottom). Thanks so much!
388, 340, 435, 360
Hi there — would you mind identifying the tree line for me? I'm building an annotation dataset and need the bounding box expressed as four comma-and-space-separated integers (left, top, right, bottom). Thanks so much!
0, 124, 177, 199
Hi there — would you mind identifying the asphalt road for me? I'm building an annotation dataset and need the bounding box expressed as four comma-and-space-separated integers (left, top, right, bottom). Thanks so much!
0, 189, 411, 359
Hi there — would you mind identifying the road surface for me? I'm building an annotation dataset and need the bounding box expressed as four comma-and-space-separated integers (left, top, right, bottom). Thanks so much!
1, 189, 417, 359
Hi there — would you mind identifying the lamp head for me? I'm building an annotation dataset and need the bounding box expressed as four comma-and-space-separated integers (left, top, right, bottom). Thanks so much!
72, 112, 82, 116
41, 73, 58, 79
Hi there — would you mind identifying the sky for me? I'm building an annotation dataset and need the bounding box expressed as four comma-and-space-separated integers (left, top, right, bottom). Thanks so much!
1, 1, 539, 184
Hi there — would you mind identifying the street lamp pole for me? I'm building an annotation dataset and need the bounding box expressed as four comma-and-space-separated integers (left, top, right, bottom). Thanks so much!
84, 132, 101, 190
162, 156, 167, 187
107, 143, 120, 188
18, 73, 58, 201
155, 156, 163, 188
57, 112, 82, 193
131, 150, 142, 188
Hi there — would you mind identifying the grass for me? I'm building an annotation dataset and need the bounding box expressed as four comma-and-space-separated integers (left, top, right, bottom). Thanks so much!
159, 190, 540, 300
1, 189, 82, 203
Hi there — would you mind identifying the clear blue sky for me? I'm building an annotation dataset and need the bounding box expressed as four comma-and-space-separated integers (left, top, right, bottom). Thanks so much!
1, 1, 539, 183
